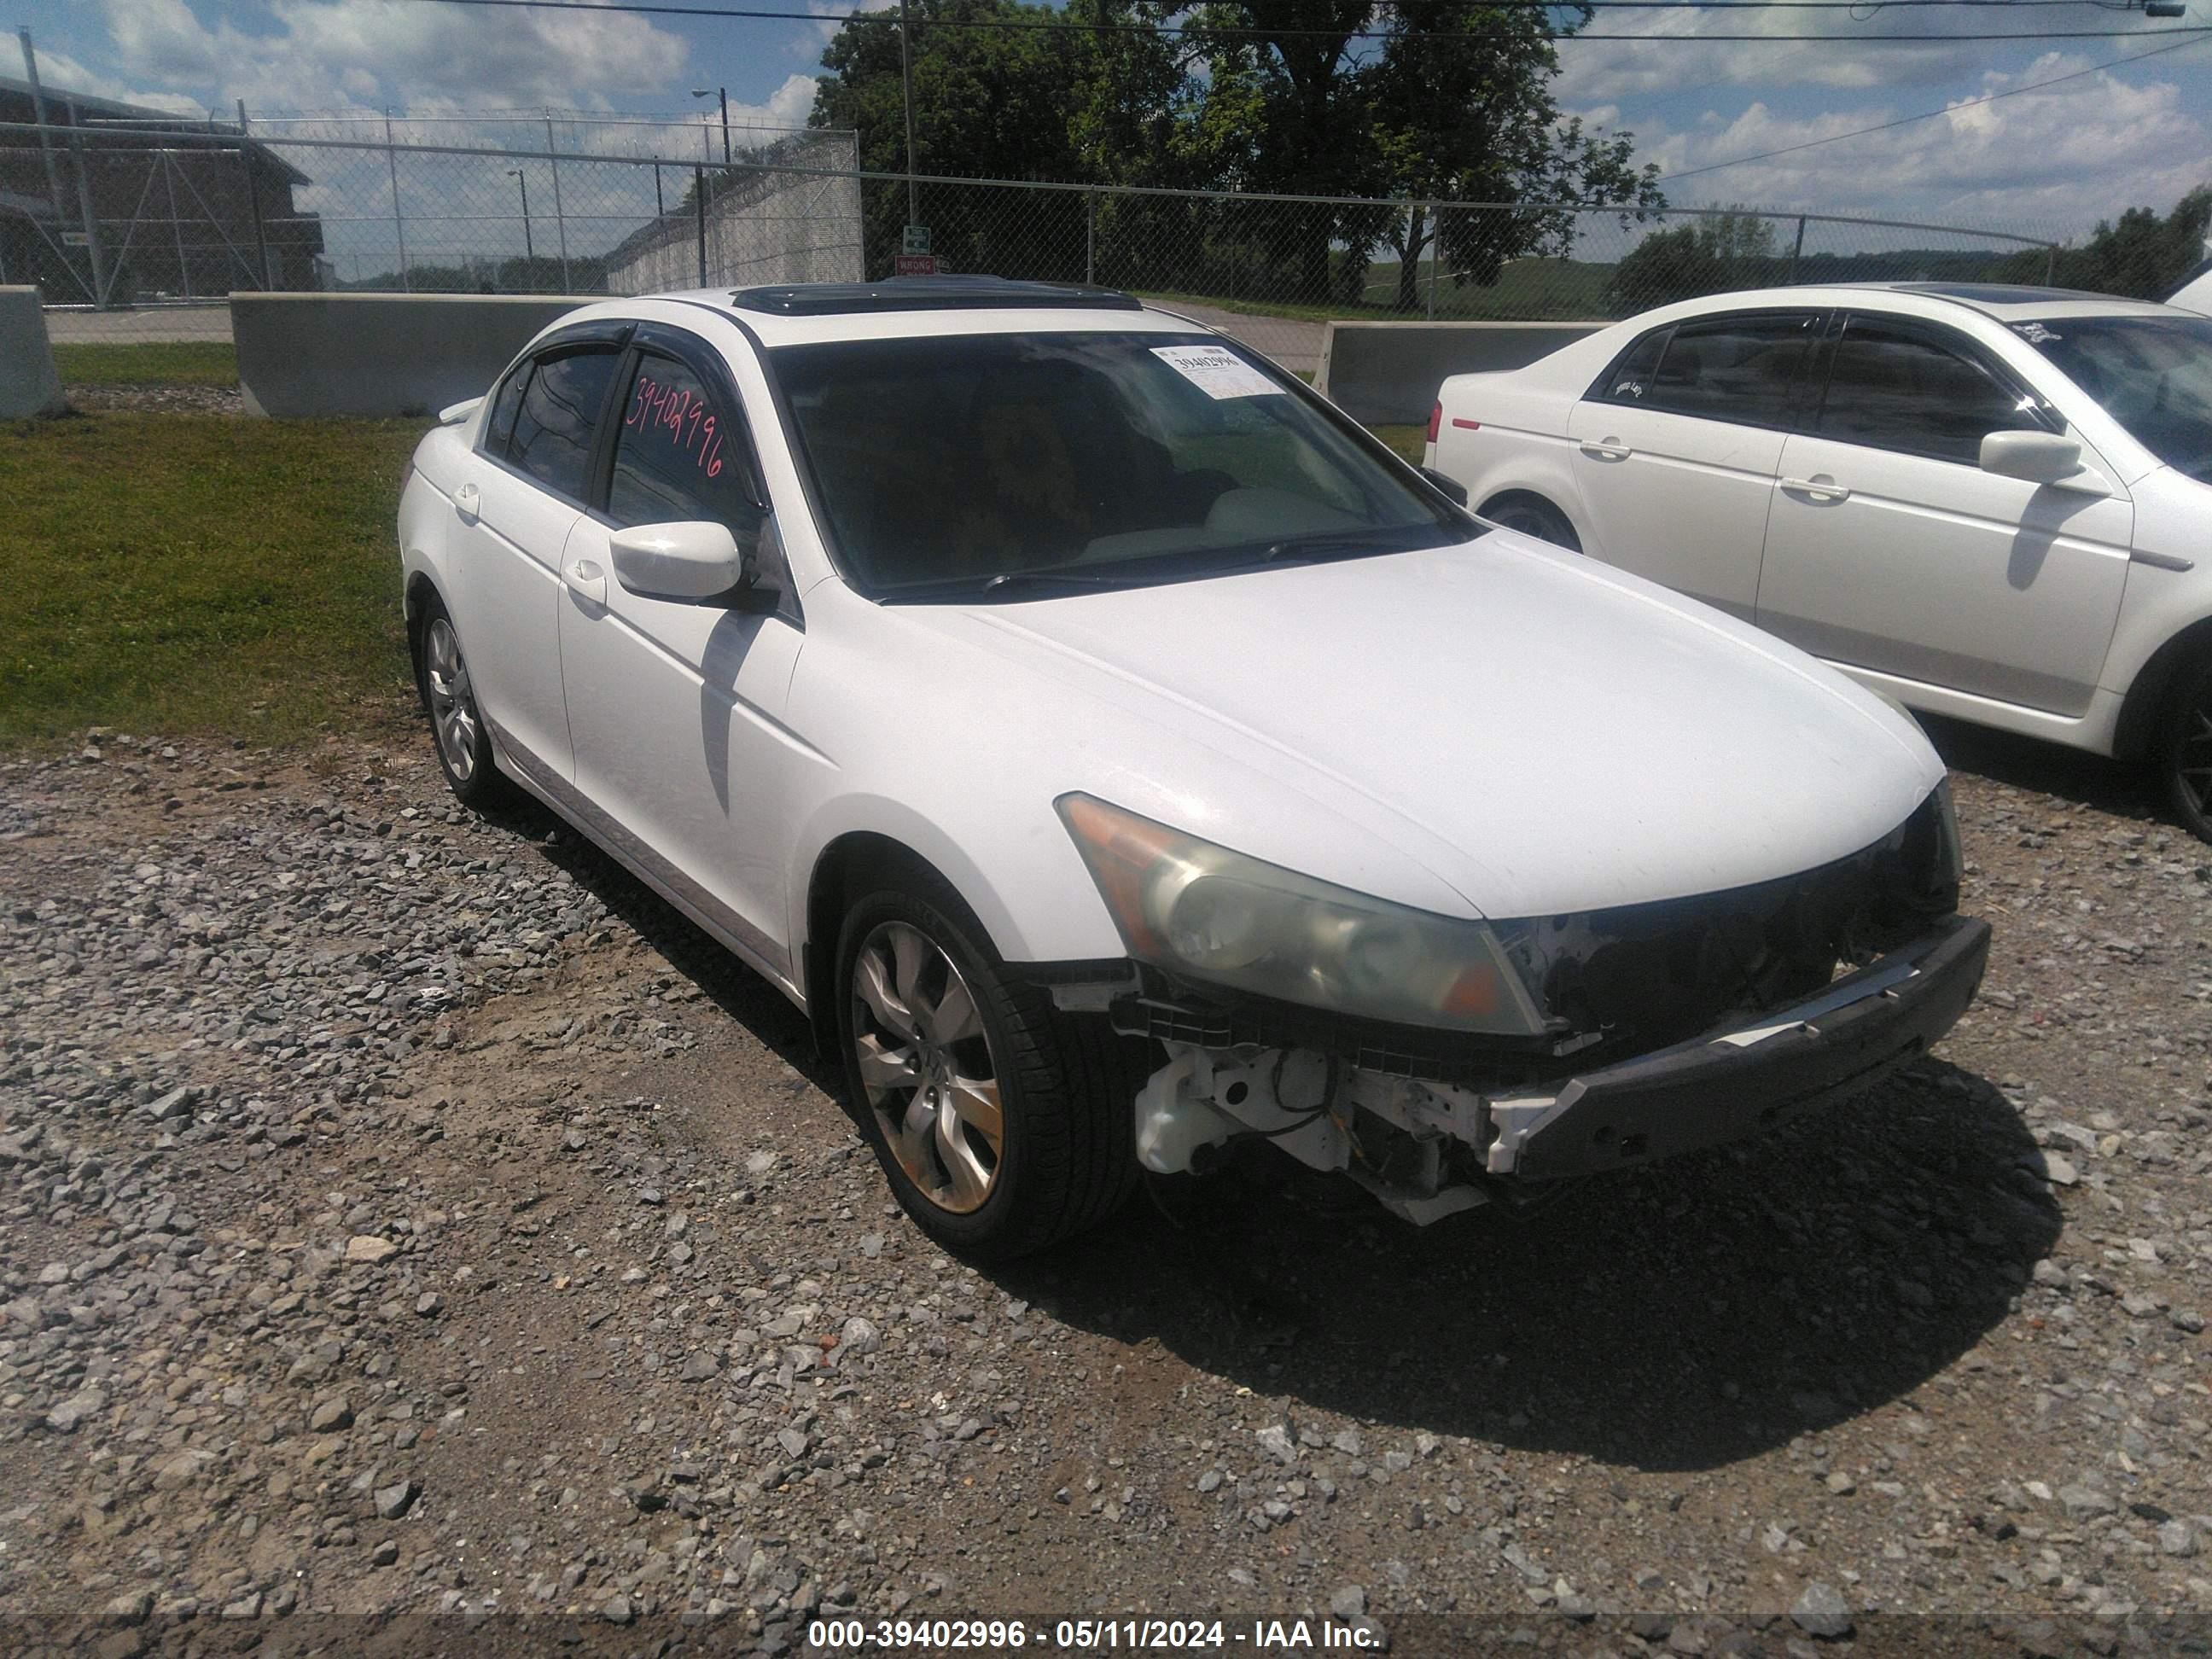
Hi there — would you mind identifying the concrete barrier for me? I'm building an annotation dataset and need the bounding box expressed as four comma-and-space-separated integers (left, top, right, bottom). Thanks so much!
0, 287, 66, 418
1314, 319, 1609, 425
232, 293, 597, 418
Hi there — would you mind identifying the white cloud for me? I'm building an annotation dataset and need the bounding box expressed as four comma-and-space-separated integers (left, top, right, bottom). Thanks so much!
85, 0, 691, 114
21, 40, 210, 115
1598, 52, 2212, 240
1554, 3, 1996, 111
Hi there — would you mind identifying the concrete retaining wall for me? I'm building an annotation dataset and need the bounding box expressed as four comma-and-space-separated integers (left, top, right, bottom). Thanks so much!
0, 287, 66, 418
1315, 319, 1608, 425
232, 293, 596, 418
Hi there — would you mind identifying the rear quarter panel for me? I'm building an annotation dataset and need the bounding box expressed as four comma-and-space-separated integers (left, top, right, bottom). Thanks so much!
1429, 370, 1597, 554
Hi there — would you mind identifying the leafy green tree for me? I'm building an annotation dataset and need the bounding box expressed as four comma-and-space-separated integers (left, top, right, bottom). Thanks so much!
1602, 206, 1779, 315
1359, 4, 1662, 310
2038, 185, 2211, 299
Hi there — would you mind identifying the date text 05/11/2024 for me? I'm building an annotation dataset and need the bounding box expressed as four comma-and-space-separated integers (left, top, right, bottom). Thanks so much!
805, 1618, 1384, 1650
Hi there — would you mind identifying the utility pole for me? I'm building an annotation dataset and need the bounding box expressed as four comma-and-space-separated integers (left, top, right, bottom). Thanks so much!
384, 108, 409, 291
899, 0, 919, 227
16, 29, 66, 221
508, 168, 533, 260
690, 88, 731, 166
61, 95, 108, 307
238, 99, 272, 289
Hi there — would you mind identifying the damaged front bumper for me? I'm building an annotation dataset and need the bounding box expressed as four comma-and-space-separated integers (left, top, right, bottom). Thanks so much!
1112, 914, 1990, 1224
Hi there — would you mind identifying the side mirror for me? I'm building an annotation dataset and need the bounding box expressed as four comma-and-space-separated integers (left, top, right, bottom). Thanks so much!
1978, 429, 2084, 486
608, 521, 752, 602
1417, 465, 1470, 507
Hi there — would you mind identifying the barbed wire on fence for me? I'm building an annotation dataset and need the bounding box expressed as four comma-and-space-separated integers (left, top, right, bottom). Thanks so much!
1, 116, 2075, 376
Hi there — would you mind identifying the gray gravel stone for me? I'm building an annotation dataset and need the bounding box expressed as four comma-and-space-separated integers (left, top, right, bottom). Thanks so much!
1790, 1582, 1853, 1639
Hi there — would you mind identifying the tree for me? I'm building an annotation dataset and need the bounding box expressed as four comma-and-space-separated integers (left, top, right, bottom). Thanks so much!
2035, 184, 2211, 299
1602, 206, 1778, 315
811, 0, 1189, 278
1359, 3, 1662, 311
809, 0, 1664, 302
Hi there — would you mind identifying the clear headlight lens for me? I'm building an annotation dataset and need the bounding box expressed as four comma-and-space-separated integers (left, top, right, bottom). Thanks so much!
1056, 793, 1550, 1036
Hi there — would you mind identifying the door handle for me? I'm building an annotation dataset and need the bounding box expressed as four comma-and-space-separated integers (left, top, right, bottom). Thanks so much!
1579, 439, 1632, 461
1781, 475, 1850, 504
568, 556, 608, 606
453, 481, 480, 521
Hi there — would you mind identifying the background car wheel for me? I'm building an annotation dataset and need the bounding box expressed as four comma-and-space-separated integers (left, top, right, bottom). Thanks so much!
2157, 651, 2212, 844
1478, 492, 1581, 552
412, 597, 513, 810
835, 874, 1144, 1260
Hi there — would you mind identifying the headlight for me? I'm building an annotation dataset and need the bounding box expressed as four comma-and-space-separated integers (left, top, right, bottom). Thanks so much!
1056, 793, 1550, 1036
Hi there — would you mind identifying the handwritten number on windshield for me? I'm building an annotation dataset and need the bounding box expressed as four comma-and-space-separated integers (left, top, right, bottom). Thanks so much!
625, 371, 725, 479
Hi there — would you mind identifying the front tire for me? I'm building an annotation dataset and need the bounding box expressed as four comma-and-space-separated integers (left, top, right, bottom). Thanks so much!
412, 597, 512, 810
2157, 651, 2212, 844
835, 876, 1143, 1259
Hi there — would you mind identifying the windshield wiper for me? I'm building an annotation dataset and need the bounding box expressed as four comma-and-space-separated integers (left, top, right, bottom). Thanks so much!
1258, 533, 1420, 564
975, 567, 1136, 593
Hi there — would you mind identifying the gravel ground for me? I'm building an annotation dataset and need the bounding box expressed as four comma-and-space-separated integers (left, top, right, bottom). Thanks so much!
2, 716, 2209, 1656
61, 385, 247, 416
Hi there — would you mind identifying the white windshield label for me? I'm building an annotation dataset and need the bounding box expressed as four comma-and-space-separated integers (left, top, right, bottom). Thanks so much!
1150, 344, 1283, 399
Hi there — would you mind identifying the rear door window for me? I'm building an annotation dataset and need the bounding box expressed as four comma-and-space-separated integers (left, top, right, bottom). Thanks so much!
1814, 317, 2048, 465
1631, 313, 1819, 427
509, 346, 621, 502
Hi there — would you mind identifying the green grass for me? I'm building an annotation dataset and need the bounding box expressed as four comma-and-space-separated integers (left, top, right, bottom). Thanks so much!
0, 411, 425, 747
0, 405, 1427, 751
1135, 256, 1617, 328
50, 341, 239, 387
1370, 424, 1427, 465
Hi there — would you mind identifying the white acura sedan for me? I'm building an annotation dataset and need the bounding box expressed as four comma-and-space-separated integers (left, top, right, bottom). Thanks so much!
1426, 284, 2212, 841
399, 277, 1985, 1257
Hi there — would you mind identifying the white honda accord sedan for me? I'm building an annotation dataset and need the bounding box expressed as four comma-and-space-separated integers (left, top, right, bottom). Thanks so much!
398, 277, 1986, 1257
1425, 283, 2212, 841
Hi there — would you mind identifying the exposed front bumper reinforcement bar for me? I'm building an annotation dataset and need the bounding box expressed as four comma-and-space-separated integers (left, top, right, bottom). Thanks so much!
1127, 914, 1990, 1222
1484, 913, 1990, 1180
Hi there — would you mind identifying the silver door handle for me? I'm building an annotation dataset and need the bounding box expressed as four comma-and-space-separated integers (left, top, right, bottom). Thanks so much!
1781, 476, 1850, 503
1579, 439, 1632, 461
568, 557, 608, 606
453, 481, 480, 520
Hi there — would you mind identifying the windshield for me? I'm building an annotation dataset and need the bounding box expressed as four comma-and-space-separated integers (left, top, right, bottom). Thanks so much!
771, 330, 1467, 597
2014, 314, 2212, 484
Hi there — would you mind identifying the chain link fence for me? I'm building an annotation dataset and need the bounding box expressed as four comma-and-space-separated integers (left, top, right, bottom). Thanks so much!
2, 115, 2065, 390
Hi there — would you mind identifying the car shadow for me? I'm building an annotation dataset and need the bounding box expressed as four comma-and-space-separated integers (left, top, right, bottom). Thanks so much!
482, 793, 835, 1089
483, 794, 2055, 1474
1918, 710, 2165, 824
990, 1059, 2056, 1474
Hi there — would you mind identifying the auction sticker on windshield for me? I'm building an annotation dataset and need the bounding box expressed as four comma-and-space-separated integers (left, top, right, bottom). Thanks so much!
1152, 344, 1283, 400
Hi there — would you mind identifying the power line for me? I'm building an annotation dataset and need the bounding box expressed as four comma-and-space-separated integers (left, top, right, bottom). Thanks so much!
384, 0, 2210, 42
1656, 28, 2211, 178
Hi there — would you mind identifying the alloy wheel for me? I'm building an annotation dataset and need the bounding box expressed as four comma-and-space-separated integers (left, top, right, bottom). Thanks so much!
2177, 677, 2212, 822
423, 616, 480, 783
849, 921, 1005, 1214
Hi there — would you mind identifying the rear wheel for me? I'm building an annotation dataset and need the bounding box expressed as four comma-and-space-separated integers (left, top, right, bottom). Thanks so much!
2157, 651, 2212, 844
412, 597, 513, 810
1479, 492, 1581, 552
835, 874, 1143, 1259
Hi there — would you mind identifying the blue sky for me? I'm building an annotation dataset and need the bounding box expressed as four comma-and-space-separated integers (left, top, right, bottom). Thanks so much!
15, 0, 2212, 243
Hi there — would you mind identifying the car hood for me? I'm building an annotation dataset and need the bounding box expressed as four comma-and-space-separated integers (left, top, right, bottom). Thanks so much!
897, 533, 1945, 918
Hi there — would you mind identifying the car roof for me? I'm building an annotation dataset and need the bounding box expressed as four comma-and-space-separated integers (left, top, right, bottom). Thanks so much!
729, 276, 1145, 317
1635, 281, 2184, 328
616, 280, 1206, 348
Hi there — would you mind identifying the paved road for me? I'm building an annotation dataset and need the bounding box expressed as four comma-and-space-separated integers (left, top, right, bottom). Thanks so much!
44, 305, 234, 345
